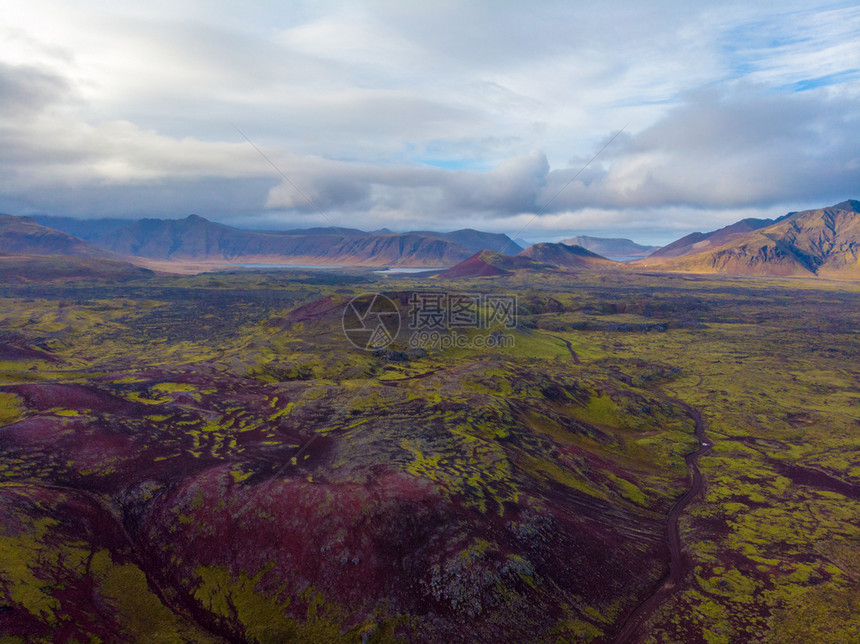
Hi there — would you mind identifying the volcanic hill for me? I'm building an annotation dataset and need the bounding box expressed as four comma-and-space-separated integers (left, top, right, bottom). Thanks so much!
440, 243, 616, 278
518, 243, 615, 268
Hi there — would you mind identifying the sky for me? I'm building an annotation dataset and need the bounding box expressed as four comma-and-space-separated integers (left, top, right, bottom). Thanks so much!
1, 0, 858, 245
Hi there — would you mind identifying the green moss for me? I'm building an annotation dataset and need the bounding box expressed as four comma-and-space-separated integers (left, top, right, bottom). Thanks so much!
124, 392, 165, 405
230, 467, 253, 483
606, 472, 647, 506
766, 586, 860, 644
0, 392, 24, 426
95, 550, 218, 642
192, 565, 378, 643
53, 409, 81, 417
267, 402, 295, 421
151, 382, 197, 393
0, 517, 62, 625
400, 429, 519, 514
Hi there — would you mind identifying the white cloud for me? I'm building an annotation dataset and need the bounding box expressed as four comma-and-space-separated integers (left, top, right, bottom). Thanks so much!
0, 0, 858, 245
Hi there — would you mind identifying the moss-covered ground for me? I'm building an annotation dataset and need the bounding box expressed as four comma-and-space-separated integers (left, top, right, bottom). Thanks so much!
0, 268, 857, 642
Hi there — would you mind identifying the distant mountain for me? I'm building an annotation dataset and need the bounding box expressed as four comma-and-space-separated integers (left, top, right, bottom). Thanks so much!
438, 250, 543, 278
0, 215, 112, 258
0, 254, 153, 283
269, 225, 367, 236
637, 200, 860, 278
440, 243, 615, 278
0, 215, 152, 282
317, 232, 472, 267
410, 229, 522, 254
647, 217, 786, 259
32, 214, 475, 267
34, 215, 522, 262
30, 215, 139, 241
560, 236, 658, 258
518, 243, 615, 268
29, 205, 858, 278
31, 216, 370, 240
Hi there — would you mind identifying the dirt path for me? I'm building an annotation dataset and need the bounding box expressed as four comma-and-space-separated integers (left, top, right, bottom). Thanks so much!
611, 397, 712, 644
378, 368, 444, 386
550, 335, 581, 365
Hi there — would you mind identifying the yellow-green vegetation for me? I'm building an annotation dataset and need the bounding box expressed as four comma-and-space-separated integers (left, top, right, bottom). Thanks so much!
192, 565, 384, 643
95, 551, 221, 643
0, 392, 24, 427
579, 277, 860, 643
151, 382, 197, 393
0, 270, 857, 643
400, 422, 519, 514
0, 491, 216, 642
0, 515, 63, 623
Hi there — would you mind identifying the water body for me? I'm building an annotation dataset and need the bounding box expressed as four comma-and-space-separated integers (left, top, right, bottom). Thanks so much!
375, 267, 448, 274
235, 264, 343, 269
232, 264, 448, 273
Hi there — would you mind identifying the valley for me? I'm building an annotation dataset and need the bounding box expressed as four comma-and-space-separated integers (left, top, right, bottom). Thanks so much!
0, 268, 857, 642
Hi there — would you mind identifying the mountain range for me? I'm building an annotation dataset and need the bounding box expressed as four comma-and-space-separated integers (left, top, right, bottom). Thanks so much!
3, 200, 859, 279
437, 200, 860, 279
31, 215, 521, 267
636, 200, 860, 278
560, 235, 658, 258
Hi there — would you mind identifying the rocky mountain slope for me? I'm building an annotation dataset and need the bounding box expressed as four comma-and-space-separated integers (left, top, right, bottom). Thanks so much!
519, 243, 615, 268
33, 215, 522, 267
438, 250, 542, 278
0, 215, 111, 258
637, 200, 860, 278
440, 243, 616, 278
648, 218, 785, 260
0, 215, 154, 281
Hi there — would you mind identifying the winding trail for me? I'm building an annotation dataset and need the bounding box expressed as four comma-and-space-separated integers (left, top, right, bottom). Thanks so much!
545, 330, 712, 642
378, 368, 444, 386
611, 396, 712, 644
550, 335, 581, 365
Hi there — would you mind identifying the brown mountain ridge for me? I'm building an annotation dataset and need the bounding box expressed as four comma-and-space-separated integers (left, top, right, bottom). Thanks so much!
10, 200, 860, 279
32, 215, 522, 267
635, 200, 860, 278
0, 215, 153, 282
0, 215, 111, 259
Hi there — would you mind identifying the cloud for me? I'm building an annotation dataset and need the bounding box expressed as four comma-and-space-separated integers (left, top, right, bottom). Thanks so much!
259, 82, 859, 222
262, 150, 548, 219
0, 0, 858, 243
0, 61, 70, 114
539, 84, 860, 211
